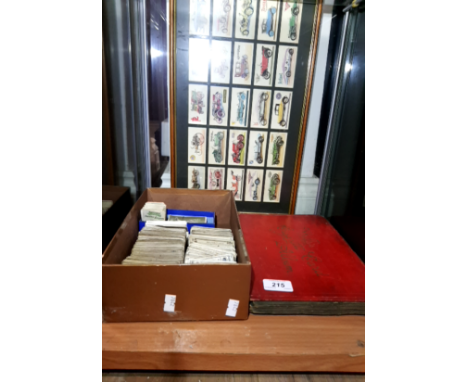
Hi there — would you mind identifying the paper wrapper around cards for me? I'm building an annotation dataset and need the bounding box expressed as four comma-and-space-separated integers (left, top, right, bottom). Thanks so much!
141, 202, 167, 221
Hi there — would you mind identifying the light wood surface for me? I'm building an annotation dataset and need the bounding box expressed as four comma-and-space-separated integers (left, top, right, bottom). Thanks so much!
102, 372, 365, 381
103, 315, 364, 372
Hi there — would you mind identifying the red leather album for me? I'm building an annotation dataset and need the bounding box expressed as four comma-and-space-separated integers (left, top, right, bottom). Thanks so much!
239, 214, 365, 315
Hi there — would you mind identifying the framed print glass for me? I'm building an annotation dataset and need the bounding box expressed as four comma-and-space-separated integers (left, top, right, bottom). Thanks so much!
170, 0, 322, 213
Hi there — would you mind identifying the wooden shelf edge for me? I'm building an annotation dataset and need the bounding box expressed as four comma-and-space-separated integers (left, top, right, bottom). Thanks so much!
102, 315, 365, 372
103, 351, 364, 372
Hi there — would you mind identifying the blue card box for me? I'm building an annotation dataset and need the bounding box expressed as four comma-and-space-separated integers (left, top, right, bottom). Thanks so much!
139, 209, 215, 233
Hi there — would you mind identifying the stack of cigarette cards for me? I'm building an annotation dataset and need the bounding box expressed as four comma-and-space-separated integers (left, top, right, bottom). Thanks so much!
184, 227, 237, 264
122, 225, 187, 265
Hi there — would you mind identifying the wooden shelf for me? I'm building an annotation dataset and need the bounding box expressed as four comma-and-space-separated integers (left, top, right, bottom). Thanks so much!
102, 315, 365, 372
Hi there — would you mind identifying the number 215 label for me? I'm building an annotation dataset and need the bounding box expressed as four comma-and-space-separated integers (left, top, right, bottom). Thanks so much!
263, 279, 294, 292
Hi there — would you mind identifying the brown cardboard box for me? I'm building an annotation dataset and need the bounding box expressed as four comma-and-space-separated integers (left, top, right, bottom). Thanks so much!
102, 188, 251, 322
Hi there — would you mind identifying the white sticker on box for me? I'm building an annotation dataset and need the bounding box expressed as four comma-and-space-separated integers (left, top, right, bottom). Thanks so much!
263, 279, 294, 292
225, 299, 239, 317
164, 294, 176, 312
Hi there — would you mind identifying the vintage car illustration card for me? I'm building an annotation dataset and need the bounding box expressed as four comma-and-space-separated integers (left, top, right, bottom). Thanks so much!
188, 166, 206, 189
274, 45, 297, 88
211, 40, 232, 84
247, 130, 266, 167
271, 90, 293, 129
257, 0, 280, 42
209, 86, 229, 126
245, 169, 264, 202
279, 0, 303, 44
212, 0, 234, 38
188, 84, 208, 125
228, 129, 248, 166
250, 88, 272, 129
266, 132, 287, 168
207, 167, 225, 190
189, 38, 210, 82
230, 88, 250, 127
234, 0, 257, 40
232, 42, 254, 85
188, 127, 207, 164
189, 0, 211, 36
227, 168, 245, 201
208, 128, 227, 165
253, 44, 276, 86
263, 169, 283, 203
